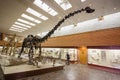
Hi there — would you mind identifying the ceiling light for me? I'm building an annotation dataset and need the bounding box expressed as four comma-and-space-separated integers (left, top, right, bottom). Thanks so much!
81, 0, 86, 2
89, 4, 92, 6
9, 29, 22, 32
26, 8, 48, 20
10, 27, 25, 31
10, 29, 23, 32
21, 13, 41, 23
33, 0, 58, 16
15, 22, 31, 28
40, 16, 48, 20
12, 25, 28, 30
114, 8, 117, 10
9, 28, 24, 32
58, 16, 62, 20
54, 0, 72, 10
93, 14, 95, 16
17, 19, 36, 26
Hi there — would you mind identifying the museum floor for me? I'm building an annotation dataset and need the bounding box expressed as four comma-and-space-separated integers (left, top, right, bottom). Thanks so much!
17, 64, 120, 80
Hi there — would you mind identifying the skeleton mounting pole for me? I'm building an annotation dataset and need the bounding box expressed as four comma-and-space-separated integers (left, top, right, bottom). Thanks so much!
39, 43, 42, 57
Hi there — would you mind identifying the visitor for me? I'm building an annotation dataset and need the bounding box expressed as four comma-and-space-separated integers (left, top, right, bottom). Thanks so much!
66, 53, 70, 65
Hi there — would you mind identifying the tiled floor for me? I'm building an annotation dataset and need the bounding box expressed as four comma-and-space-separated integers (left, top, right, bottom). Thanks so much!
18, 64, 120, 80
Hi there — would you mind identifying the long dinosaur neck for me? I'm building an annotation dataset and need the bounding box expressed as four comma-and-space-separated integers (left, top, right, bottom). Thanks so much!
40, 7, 95, 43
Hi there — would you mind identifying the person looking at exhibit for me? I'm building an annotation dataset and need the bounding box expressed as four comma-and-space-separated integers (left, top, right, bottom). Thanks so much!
66, 53, 70, 65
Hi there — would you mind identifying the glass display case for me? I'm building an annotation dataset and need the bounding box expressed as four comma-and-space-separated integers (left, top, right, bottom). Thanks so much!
41, 48, 78, 61
88, 48, 120, 69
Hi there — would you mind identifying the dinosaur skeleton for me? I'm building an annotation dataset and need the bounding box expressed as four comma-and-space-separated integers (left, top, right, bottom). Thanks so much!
2, 34, 18, 56
18, 7, 95, 65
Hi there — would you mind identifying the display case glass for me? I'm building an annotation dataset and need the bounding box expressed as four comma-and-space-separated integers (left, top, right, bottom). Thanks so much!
88, 49, 120, 69
41, 48, 78, 61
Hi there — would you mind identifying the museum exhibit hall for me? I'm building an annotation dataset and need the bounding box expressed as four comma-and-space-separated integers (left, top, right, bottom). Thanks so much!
0, 0, 120, 80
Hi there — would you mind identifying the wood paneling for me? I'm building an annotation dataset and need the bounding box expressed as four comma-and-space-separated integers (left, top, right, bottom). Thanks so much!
0, 41, 5, 46
1, 28, 120, 47
42, 28, 120, 47
78, 46, 87, 64
0, 41, 22, 47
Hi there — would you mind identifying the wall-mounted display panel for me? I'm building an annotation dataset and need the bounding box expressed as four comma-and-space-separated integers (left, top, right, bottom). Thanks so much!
42, 48, 78, 61
88, 49, 120, 69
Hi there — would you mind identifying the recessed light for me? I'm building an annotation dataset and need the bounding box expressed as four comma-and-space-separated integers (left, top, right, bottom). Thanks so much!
54, 0, 72, 10
26, 8, 48, 20
59, 16, 62, 19
33, 0, 58, 16
114, 8, 117, 10
15, 22, 31, 28
81, 0, 86, 2
12, 25, 28, 30
21, 14, 41, 24
9, 28, 24, 32
17, 19, 36, 26
89, 4, 92, 6
93, 14, 95, 16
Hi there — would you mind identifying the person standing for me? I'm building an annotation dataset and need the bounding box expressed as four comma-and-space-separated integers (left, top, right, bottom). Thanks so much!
66, 53, 70, 65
